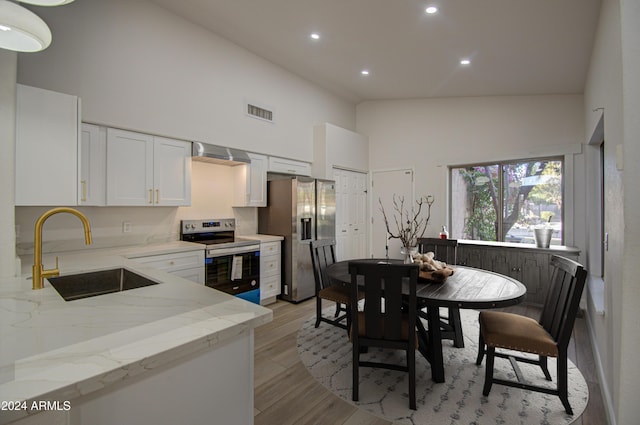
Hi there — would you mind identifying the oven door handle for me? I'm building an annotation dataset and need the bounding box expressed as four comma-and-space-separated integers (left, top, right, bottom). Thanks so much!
207, 244, 260, 257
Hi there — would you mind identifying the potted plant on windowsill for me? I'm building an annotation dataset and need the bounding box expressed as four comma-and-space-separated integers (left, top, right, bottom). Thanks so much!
534, 213, 554, 248
379, 194, 434, 263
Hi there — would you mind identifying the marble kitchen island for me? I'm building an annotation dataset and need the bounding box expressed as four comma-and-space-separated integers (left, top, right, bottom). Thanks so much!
0, 247, 272, 425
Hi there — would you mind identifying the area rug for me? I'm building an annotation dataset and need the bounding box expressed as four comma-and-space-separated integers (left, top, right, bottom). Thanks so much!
296, 308, 588, 425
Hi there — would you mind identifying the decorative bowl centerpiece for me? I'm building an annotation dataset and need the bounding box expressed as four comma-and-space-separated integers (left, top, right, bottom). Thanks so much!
411, 251, 455, 283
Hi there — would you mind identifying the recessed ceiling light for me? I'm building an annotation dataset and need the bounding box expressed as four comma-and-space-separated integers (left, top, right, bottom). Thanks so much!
460, 59, 471, 65
425, 6, 438, 14
361, 70, 370, 76
310, 32, 320, 40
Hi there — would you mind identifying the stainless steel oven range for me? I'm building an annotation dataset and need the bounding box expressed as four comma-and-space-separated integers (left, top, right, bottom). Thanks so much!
180, 218, 260, 304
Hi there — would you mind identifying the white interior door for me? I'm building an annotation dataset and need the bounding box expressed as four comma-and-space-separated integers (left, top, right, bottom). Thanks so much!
371, 168, 414, 259
334, 168, 368, 261
351, 171, 368, 258
334, 170, 349, 259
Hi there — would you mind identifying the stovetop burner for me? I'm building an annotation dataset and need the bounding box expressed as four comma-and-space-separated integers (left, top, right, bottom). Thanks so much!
196, 239, 258, 249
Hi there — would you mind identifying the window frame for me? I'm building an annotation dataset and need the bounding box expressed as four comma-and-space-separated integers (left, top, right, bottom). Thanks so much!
599, 142, 605, 276
448, 155, 565, 244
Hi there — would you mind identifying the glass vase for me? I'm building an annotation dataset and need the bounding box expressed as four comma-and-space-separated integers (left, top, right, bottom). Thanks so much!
400, 246, 418, 264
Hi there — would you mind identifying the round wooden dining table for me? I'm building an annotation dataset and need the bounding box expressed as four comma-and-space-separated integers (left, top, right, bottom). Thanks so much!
326, 259, 527, 383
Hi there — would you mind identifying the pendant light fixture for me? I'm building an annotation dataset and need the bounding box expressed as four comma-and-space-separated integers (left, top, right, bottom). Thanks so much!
0, 0, 51, 52
0, 0, 75, 53
17, 0, 74, 5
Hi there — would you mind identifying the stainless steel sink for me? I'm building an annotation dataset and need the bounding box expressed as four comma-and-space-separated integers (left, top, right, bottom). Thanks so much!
48, 268, 159, 301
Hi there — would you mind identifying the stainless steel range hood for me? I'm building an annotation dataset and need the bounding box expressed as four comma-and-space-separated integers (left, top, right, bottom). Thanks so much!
192, 142, 251, 166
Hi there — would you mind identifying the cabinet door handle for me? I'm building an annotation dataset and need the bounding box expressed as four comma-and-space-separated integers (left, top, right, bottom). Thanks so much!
148, 189, 153, 204
81, 180, 87, 202
155, 189, 159, 204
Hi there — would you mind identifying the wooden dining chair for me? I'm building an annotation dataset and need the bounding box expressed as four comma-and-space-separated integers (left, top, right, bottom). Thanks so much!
348, 261, 419, 410
475, 255, 587, 415
416, 237, 464, 348
310, 239, 362, 330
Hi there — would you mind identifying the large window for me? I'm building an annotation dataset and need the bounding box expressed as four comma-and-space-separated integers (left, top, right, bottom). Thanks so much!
450, 158, 563, 244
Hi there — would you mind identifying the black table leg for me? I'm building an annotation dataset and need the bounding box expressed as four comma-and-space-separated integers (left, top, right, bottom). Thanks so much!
416, 307, 445, 383
427, 306, 445, 382
416, 311, 431, 360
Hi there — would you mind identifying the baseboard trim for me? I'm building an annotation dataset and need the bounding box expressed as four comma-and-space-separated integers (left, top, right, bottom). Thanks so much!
585, 307, 616, 425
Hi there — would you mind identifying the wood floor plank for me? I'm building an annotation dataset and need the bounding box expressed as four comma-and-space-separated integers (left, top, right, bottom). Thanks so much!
581, 381, 608, 425
255, 369, 334, 425
342, 409, 392, 425
573, 315, 599, 384
254, 356, 287, 388
254, 360, 313, 412
294, 392, 359, 425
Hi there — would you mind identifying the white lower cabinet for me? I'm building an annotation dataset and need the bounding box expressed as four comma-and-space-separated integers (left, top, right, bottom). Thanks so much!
69, 331, 253, 425
260, 241, 282, 304
130, 250, 205, 284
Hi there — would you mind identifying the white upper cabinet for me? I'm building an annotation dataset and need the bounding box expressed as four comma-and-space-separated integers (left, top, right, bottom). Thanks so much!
268, 156, 311, 176
106, 128, 191, 206
15, 84, 80, 206
234, 152, 267, 207
153, 136, 192, 206
79, 123, 106, 206
106, 128, 154, 206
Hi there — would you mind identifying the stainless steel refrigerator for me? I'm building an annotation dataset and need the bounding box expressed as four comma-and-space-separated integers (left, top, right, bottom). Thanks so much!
258, 175, 336, 303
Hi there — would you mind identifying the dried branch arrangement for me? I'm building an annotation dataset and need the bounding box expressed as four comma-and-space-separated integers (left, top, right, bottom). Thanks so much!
379, 194, 435, 247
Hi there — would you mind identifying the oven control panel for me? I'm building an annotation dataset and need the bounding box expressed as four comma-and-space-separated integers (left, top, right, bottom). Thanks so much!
181, 218, 235, 234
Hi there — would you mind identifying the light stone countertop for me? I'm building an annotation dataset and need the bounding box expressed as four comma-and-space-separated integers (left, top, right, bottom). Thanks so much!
1, 242, 272, 424
238, 234, 284, 243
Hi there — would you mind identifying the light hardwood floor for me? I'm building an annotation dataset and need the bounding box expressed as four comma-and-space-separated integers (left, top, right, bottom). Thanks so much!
254, 299, 608, 425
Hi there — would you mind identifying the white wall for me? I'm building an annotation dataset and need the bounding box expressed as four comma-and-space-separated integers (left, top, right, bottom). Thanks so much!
17, 0, 355, 161
582, 1, 624, 422
356, 95, 585, 242
0, 50, 17, 277
616, 0, 640, 422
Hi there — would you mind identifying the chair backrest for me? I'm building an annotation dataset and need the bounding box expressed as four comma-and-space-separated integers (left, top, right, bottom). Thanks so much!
539, 255, 587, 350
348, 261, 418, 343
309, 239, 337, 292
417, 237, 458, 265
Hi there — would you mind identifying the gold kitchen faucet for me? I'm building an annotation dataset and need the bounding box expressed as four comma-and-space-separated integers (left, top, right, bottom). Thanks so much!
32, 207, 92, 290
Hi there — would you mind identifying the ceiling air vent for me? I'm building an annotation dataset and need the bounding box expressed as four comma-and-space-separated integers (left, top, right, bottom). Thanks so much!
246, 102, 274, 123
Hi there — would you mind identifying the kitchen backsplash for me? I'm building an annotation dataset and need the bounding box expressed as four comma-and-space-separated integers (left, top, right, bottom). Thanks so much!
15, 162, 259, 255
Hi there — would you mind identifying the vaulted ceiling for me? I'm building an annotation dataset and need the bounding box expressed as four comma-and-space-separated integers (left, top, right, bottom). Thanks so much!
149, 0, 601, 103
